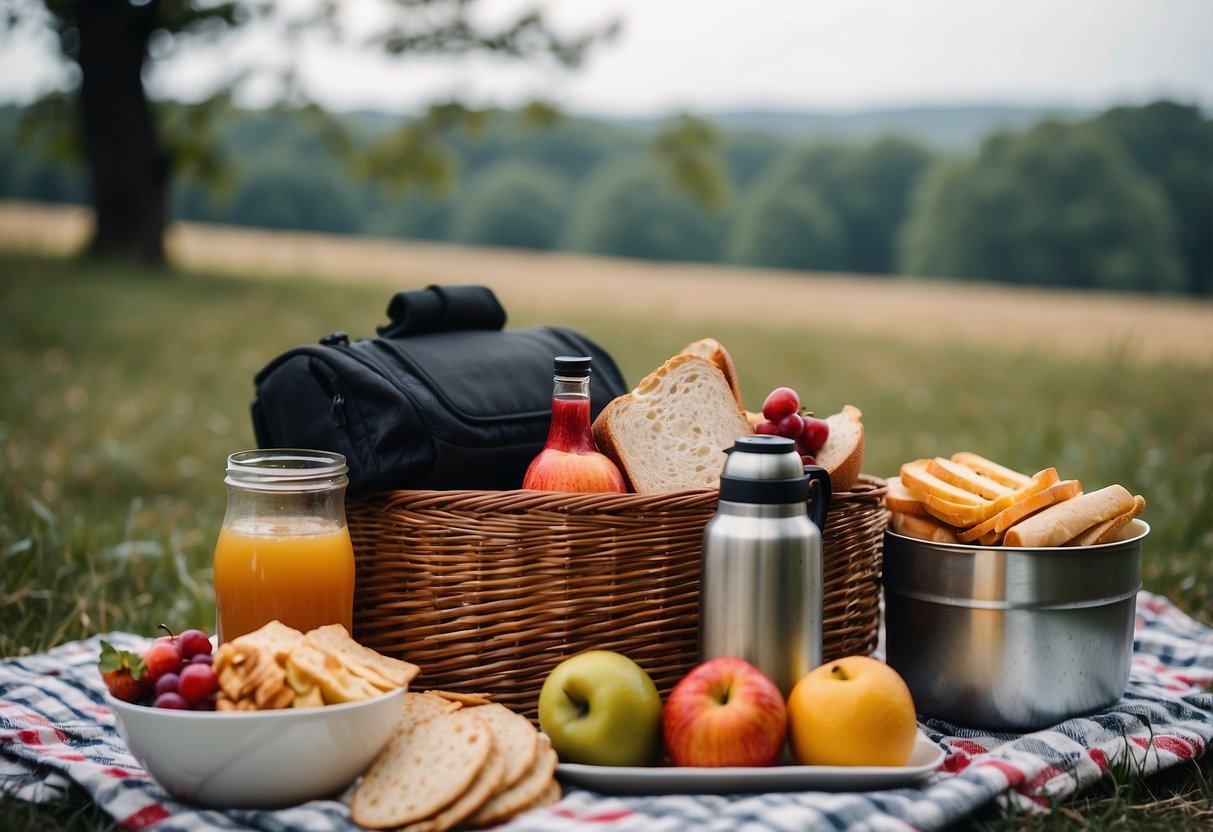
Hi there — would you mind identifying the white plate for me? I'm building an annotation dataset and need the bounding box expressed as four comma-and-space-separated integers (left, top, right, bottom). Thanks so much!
555, 732, 944, 795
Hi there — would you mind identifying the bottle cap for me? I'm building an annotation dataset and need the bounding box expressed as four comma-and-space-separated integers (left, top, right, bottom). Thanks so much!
554, 356, 592, 376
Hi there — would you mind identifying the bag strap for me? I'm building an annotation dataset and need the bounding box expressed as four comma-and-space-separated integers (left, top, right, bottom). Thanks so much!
377, 285, 507, 338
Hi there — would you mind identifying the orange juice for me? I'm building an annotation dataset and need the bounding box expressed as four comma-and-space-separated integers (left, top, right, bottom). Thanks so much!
213, 516, 354, 643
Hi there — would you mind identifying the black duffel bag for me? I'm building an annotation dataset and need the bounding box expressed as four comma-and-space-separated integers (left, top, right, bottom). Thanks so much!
250, 284, 627, 496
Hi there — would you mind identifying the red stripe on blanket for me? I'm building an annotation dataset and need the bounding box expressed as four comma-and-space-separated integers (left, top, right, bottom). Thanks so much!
1150, 735, 1197, 760
942, 752, 971, 773
976, 759, 1027, 787
950, 740, 989, 755
119, 804, 171, 829
553, 806, 636, 822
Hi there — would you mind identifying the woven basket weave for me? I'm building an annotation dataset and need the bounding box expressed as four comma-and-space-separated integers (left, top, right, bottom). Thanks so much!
349, 475, 887, 720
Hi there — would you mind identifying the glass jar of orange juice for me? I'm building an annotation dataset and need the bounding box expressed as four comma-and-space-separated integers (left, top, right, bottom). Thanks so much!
213, 449, 354, 643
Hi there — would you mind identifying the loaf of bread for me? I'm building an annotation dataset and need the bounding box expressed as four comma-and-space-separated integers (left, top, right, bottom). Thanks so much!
591, 354, 752, 493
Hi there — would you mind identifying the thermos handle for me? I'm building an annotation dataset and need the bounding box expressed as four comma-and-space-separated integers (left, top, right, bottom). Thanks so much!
803, 465, 831, 532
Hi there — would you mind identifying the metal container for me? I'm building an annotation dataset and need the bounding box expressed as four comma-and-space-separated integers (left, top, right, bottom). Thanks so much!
883, 520, 1147, 731
700, 436, 831, 696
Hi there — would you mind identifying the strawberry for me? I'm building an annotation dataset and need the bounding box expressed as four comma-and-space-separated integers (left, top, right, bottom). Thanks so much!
99, 640, 153, 704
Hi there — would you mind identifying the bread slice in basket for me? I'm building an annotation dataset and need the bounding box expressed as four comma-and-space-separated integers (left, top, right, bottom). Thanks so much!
592, 354, 752, 493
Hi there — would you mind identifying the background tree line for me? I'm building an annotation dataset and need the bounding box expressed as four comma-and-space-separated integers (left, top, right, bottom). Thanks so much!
1, 99, 1208, 295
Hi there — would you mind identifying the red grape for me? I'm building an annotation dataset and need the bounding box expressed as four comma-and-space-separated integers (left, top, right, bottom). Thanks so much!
802, 417, 830, 453
754, 420, 780, 436
153, 692, 190, 710
144, 641, 183, 680
178, 664, 219, 704
761, 387, 800, 422
777, 413, 805, 438
178, 629, 212, 659
188, 653, 214, 666
192, 697, 217, 712
800, 454, 817, 466
154, 672, 180, 697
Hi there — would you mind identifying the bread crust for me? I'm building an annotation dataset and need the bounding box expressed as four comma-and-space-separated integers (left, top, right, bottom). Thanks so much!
680, 338, 745, 410
816, 405, 864, 493
891, 511, 960, 544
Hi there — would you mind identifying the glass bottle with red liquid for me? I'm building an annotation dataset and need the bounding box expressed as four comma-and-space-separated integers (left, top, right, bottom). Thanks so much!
523, 356, 627, 493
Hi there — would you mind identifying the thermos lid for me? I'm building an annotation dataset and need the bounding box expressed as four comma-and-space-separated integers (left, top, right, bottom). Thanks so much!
719, 473, 810, 504
727, 435, 796, 454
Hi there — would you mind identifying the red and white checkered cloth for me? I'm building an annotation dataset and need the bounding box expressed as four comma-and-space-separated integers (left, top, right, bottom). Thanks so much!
3, 591, 1212, 831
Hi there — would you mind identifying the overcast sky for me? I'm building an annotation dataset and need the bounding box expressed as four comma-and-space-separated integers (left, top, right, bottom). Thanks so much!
1, 0, 1210, 117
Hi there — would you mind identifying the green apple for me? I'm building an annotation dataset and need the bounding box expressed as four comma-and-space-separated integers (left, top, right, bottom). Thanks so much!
537, 650, 663, 767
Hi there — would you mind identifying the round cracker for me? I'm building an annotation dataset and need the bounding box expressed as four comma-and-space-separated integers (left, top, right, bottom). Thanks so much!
465, 738, 558, 828
400, 691, 461, 730
397, 743, 506, 832
351, 710, 491, 830
470, 703, 540, 791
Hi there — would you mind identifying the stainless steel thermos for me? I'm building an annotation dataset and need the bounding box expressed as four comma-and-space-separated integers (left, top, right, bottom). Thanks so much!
699, 435, 831, 695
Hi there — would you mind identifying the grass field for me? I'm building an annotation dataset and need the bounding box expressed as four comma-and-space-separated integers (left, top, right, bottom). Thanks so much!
2, 212, 1213, 828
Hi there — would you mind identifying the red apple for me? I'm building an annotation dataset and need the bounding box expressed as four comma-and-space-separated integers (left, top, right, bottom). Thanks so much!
662, 656, 788, 767
522, 448, 626, 493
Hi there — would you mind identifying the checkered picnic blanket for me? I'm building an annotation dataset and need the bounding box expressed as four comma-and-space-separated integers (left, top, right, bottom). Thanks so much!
3, 591, 1212, 831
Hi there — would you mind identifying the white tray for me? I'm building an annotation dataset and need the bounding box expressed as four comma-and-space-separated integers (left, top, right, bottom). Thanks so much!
556, 731, 944, 795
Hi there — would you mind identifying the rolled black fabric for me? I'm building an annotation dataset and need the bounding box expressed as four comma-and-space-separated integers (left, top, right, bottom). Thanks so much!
376, 284, 507, 338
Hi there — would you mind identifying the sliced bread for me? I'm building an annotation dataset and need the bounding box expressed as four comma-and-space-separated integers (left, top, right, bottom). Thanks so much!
592, 354, 752, 493
815, 405, 865, 493
679, 337, 744, 410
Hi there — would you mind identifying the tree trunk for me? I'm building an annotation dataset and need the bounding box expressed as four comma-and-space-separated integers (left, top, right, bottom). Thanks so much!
76, 1, 168, 264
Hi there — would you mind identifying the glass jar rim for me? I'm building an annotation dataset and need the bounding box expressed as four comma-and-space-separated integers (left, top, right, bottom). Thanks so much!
225, 449, 349, 491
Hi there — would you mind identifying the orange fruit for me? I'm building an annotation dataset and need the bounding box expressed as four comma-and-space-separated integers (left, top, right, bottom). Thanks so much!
786, 655, 917, 767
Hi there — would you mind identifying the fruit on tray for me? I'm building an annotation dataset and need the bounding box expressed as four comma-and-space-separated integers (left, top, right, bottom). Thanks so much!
662, 657, 788, 768
787, 655, 917, 767
890, 452, 1146, 547
537, 650, 663, 767
353, 693, 560, 830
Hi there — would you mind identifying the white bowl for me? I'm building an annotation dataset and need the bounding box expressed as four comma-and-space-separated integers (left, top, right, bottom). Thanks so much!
105, 687, 404, 809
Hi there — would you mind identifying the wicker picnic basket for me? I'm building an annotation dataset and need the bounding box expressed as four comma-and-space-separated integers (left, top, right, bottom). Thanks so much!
349, 475, 888, 720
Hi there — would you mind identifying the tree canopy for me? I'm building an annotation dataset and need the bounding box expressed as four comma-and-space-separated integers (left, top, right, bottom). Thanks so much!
448, 160, 569, 250
1, 94, 1205, 296
1088, 101, 1213, 296
565, 157, 724, 262
898, 120, 1186, 293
